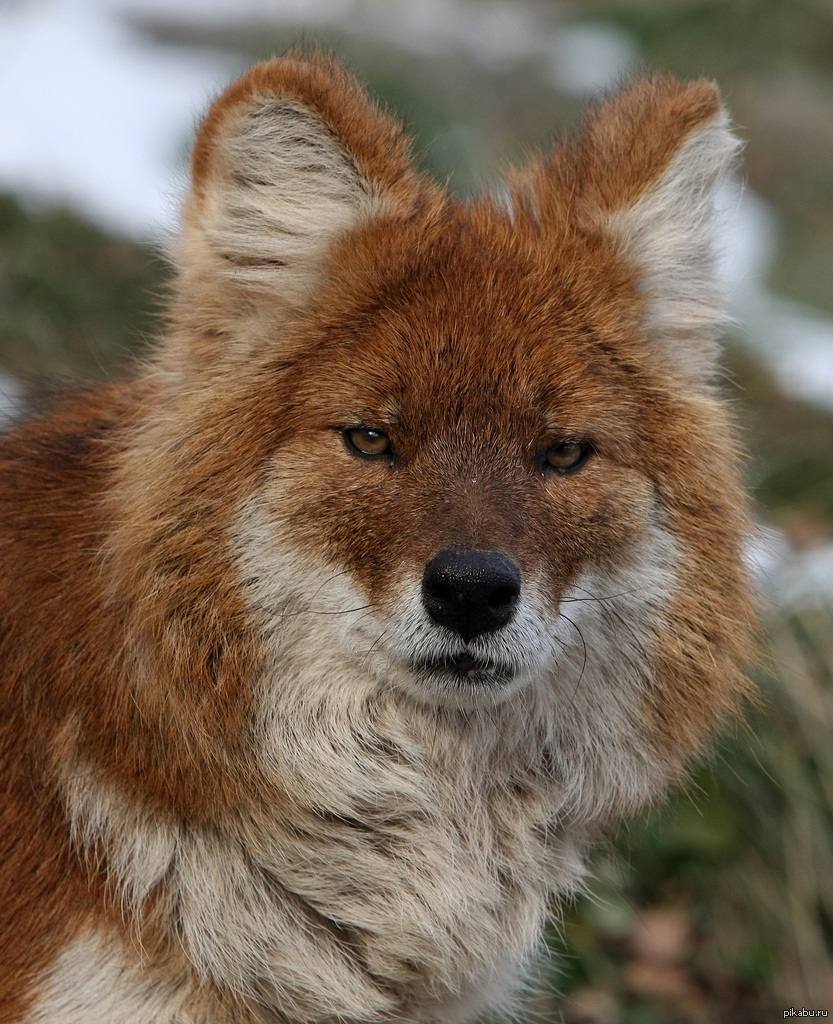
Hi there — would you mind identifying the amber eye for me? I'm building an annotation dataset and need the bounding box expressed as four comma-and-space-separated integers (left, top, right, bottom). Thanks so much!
544, 439, 592, 473
343, 426, 393, 459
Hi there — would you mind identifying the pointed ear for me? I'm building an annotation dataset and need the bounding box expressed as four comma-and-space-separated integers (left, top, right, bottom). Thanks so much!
528, 78, 740, 385
175, 53, 423, 327
599, 80, 740, 384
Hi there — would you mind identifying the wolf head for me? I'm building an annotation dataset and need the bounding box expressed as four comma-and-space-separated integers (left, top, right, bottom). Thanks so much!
110, 54, 753, 821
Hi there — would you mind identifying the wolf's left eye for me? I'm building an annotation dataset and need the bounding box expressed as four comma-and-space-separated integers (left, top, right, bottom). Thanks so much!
343, 427, 392, 459
544, 439, 592, 473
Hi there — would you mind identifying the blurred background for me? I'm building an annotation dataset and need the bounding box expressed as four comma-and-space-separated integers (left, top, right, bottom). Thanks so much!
1, 0, 832, 1020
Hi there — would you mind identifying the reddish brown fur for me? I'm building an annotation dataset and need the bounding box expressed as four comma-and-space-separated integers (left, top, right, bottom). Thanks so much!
0, 53, 754, 1023
514, 76, 724, 219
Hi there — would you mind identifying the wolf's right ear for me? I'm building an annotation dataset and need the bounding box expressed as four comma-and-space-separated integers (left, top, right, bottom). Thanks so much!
175, 54, 423, 326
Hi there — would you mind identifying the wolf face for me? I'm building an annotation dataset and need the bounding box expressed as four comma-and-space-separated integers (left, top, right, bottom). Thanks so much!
0, 54, 755, 1024
236, 223, 678, 715
168, 56, 752, 738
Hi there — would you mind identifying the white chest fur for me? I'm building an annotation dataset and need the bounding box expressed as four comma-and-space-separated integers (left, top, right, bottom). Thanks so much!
62, 695, 584, 1023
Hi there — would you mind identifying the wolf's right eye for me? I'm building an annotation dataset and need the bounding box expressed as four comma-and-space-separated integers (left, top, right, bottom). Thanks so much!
343, 427, 392, 459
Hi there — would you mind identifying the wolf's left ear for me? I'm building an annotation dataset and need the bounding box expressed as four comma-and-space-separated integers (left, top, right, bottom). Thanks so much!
529, 78, 740, 385
591, 79, 739, 383
175, 53, 423, 326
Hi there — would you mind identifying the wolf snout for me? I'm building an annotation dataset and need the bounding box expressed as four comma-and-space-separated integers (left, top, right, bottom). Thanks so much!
421, 549, 521, 642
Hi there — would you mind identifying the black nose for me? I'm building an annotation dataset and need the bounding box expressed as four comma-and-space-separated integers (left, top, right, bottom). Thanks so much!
421, 548, 521, 642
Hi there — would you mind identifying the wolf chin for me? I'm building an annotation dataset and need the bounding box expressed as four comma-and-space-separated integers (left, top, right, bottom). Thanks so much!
0, 53, 754, 1024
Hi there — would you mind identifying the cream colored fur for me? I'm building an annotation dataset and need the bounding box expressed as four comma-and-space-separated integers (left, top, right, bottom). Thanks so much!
32, 935, 195, 1024
607, 110, 740, 383
177, 100, 390, 311
59, 491, 680, 1022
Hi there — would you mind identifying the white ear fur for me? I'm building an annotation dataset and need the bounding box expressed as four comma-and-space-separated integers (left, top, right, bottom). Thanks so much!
181, 100, 387, 308
607, 109, 741, 384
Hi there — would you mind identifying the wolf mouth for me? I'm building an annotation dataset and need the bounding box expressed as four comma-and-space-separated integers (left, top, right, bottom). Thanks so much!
413, 652, 516, 687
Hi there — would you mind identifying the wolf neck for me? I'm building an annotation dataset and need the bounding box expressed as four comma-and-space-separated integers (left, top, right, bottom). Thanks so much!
65, 675, 577, 1022
257, 669, 558, 814
258, 695, 579, 1015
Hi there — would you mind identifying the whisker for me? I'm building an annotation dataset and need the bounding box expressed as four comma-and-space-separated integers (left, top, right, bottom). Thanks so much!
277, 568, 354, 624
299, 603, 374, 618
559, 612, 588, 711
363, 629, 389, 662
561, 583, 651, 605
560, 583, 653, 666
